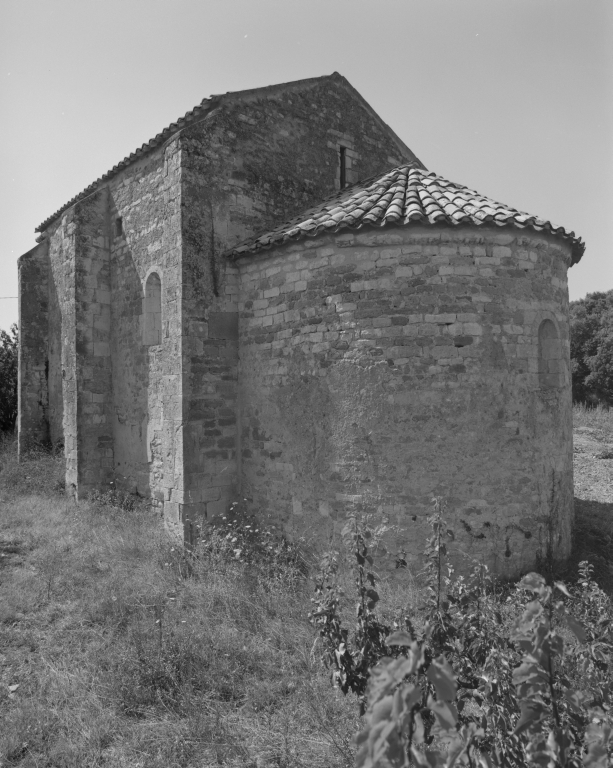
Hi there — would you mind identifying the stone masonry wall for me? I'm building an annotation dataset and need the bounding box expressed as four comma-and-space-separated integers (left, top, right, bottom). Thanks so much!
24, 75, 418, 532
34, 142, 182, 506
108, 139, 183, 529
236, 225, 573, 577
37, 190, 114, 494
18, 241, 50, 452
178, 76, 418, 533
47, 249, 64, 450
46, 211, 78, 487
72, 189, 114, 493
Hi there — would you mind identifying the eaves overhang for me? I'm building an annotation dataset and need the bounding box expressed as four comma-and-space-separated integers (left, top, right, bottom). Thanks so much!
227, 165, 585, 266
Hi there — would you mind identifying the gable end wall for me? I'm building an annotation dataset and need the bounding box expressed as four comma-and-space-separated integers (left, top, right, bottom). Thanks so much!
177, 78, 417, 532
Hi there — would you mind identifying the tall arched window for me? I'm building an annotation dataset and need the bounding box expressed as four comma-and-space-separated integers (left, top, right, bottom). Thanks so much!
144, 272, 162, 346
538, 319, 562, 389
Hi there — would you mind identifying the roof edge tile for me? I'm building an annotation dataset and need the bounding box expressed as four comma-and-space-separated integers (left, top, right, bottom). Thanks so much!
227, 165, 585, 266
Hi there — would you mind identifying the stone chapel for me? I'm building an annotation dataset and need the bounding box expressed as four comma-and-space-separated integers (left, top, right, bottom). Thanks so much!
18, 73, 584, 576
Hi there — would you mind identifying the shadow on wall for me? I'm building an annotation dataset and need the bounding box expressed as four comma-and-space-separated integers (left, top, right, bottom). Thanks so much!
568, 497, 613, 593
144, 274, 162, 346
48, 272, 63, 451
538, 319, 562, 389
110, 242, 151, 498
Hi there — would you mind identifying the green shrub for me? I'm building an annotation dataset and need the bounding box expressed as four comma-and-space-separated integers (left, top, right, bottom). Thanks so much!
194, 500, 310, 585
312, 500, 613, 766
309, 513, 412, 715
88, 483, 138, 512
0, 324, 17, 433
571, 291, 613, 406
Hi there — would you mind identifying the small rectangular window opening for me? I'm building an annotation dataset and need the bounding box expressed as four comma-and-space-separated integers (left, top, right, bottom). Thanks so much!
339, 146, 346, 189
115, 217, 123, 237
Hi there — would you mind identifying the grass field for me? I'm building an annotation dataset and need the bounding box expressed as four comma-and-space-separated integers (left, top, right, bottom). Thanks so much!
1, 406, 612, 767
568, 404, 613, 592
0, 439, 360, 767
572, 402, 613, 439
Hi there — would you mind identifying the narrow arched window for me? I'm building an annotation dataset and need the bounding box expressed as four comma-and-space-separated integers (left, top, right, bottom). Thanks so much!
144, 273, 162, 346
538, 319, 561, 389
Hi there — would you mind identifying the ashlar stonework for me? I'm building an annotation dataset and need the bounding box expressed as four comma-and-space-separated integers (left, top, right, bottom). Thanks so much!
18, 73, 584, 577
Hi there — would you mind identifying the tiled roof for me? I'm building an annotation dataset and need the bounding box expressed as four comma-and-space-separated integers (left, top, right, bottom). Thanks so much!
35, 73, 421, 233
228, 165, 585, 265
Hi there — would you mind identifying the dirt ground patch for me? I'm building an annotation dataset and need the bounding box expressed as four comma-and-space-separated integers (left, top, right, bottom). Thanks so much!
570, 414, 613, 591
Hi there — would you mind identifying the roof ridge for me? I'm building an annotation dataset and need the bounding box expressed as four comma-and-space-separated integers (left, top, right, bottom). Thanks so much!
35, 75, 343, 233
227, 164, 585, 265
36, 73, 418, 234
330, 75, 426, 168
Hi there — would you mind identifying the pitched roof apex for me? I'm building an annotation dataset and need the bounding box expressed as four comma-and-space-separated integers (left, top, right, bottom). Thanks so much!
35, 73, 423, 232
218, 72, 425, 167
328, 73, 426, 168
216, 72, 341, 105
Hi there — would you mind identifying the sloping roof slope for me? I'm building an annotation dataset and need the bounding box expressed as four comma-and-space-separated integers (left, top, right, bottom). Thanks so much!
35, 97, 219, 233
36, 73, 421, 233
228, 165, 585, 265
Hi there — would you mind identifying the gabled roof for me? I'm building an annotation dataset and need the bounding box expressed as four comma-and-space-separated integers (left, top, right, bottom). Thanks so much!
35, 73, 422, 233
228, 165, 585, 265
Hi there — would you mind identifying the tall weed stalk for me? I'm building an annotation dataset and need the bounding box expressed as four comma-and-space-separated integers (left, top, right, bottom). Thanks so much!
311, 500, 613, 766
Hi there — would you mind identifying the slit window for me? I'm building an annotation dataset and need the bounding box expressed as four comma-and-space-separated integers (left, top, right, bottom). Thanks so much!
538, 319, 562, 389
144, 273, 162, 346
339, 146, 346, 189
115, 217, 123, 237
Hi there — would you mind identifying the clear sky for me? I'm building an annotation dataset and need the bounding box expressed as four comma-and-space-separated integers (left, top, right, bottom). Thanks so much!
1, 0, 611, 332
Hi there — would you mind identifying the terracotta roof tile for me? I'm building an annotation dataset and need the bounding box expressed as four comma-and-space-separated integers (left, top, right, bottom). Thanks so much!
227, 165, 585, 264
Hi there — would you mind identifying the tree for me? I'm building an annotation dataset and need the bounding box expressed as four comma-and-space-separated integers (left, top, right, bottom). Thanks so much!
0, 324, 18, 432
570, 291, 613, 406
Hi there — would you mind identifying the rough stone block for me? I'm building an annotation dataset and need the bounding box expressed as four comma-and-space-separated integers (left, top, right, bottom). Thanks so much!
209, 312, 239, 340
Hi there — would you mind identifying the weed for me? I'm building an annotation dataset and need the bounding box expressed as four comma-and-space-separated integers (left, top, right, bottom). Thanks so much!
88, 482, 139, 512
314, 502, 613, 766
309, 513, 415, 715
195, 500, 309, 577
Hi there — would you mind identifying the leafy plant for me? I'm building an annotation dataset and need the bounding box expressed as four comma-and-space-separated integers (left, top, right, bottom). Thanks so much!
357, 565, 613, 767
195, 500, 308, 585
312, 500, 613, 766
88, 482, 138, 512
0, 324, 18, 433
570, 290, 613, 406
309, 514, 411, 714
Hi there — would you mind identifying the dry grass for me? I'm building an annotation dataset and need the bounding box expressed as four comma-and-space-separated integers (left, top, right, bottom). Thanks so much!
0, 435, 65, 501
0, 436, 365, 768
1, 406, 612, 767
572, 402, 613, 442
569, 404, 613, 593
